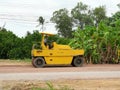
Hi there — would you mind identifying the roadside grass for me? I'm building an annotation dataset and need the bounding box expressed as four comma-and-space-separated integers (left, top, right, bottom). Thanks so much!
0, 59, 31, 65
32, 87, 71, 90
32, 82, 71, 90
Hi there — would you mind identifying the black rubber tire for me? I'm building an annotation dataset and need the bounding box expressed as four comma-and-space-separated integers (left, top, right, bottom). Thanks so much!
72, 57, 84, 67
32, 57, 45, 68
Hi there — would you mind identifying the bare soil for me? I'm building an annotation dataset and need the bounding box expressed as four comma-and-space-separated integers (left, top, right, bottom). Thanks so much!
1, 79, 120, 90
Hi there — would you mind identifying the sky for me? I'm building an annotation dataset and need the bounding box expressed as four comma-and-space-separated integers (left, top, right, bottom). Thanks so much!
0, 0, 120, 37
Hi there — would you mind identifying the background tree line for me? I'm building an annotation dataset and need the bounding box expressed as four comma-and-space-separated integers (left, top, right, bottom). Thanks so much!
0, 2, 120, 63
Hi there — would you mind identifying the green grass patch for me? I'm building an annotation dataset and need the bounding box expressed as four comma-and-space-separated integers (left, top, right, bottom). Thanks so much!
0, 59, 31, 65
32, 82, 72, 90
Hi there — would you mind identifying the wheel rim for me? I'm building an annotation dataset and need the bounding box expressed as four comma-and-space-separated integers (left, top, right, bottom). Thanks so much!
76, 59, 82, 64
37, 59, 42, 65
35, 59, 43, 66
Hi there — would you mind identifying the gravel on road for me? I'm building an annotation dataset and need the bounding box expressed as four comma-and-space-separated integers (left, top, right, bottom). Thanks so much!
0, 71, 120, 80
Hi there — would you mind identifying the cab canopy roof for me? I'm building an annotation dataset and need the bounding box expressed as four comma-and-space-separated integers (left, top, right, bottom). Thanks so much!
40, 32, 55, 36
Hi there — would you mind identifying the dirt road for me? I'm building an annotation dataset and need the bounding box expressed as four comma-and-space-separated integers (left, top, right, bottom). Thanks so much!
0, 71, 120, 80
0, 64, 120, 80
0, 63, 120, 73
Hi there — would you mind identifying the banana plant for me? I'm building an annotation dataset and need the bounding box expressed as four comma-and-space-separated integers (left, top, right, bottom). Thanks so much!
70, 20, 120, 64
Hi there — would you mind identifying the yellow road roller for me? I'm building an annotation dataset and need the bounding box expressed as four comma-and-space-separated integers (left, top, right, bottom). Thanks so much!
31, 32, 84, 67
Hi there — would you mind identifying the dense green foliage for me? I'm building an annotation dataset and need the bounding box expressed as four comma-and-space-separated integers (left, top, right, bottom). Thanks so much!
0, 29, 17, 59
70, 20, 120, 64
0, 29, 42, 59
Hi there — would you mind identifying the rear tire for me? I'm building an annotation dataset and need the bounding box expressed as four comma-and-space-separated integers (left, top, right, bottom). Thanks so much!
32, 57, 45, 68
72, 56, 84, 67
